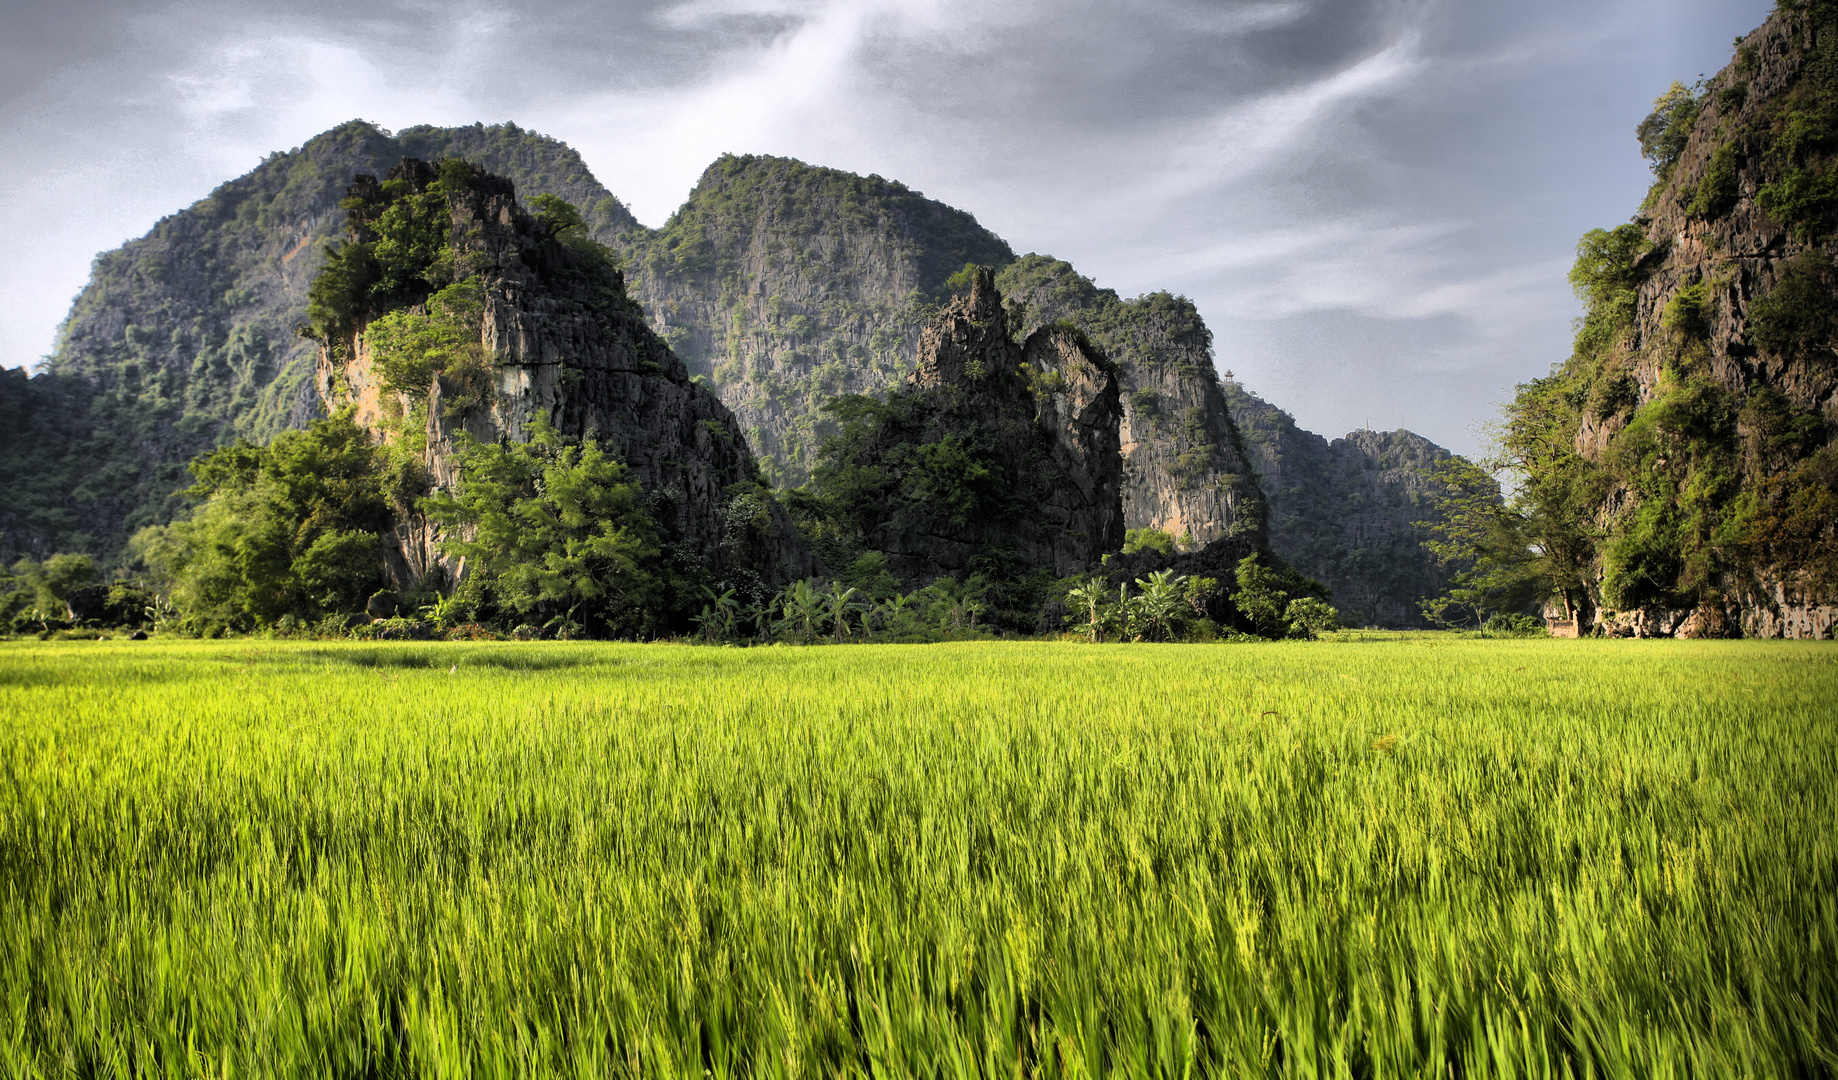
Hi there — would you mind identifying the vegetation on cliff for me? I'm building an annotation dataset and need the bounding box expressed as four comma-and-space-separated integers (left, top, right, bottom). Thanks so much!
1488, 5, 1838, 636
0, 121, 635, 564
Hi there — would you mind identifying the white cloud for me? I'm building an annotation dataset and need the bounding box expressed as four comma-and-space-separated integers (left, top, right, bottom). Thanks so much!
1141, 34, 1425, 204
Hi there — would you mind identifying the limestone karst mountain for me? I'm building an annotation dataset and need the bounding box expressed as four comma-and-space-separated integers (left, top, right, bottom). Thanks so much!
1221, 386, 1457, 629
5, 124, 1470, 628
611, 171, 1466, 622
310, 157, 813, 592
614, 154, 1014, 487
798, 267, 1124, 587
1505, 3, 1838, 637
991, 256, 1266, 551
0, 121, 633, 561
613, 158, 1271, 552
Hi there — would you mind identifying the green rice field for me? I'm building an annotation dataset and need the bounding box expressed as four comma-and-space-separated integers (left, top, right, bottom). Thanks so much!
2, 637, 1835, 1077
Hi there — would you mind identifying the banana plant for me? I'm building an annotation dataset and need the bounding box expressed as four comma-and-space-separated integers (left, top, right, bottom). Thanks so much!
1132, 569, 1187, 642
877, 592, 916, 637
1065, 581, 1110, 643
822, 583, 860, 643
776, 580, 823, 643
693, 587, 740, 643
419, 593, 466, 631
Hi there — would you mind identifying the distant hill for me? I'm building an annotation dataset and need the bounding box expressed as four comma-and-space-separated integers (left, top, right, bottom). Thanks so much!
1221, 385, 1456, 629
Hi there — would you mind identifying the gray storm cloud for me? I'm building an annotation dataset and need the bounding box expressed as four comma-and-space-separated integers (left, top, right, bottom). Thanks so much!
0, 0, 1775, 456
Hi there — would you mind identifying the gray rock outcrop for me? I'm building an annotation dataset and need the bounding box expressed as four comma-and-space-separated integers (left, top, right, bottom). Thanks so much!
316, 159, 813, 592
827, 268, 1123, 583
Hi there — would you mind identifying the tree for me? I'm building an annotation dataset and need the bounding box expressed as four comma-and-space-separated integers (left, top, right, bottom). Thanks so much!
1636, 81, 1702, 178
10, 553, 98, 614
306, 161, 483, 342
1418, 457, 1532, 628
1131, 569, 1187, 642
1233, 555, 1291, 637
1498, 382, 1609, 622
424, 417, 678, 639
1233, 553, 1333, 639
530, 193, 623, 272
130, 410, 390, 633
917, 576, 987, 632
1283, 597, 1341, 639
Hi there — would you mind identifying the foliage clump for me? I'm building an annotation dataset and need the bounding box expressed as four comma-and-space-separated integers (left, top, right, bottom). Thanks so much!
425, 418, 691, 640
364, 276, 495, 415
0, 554, 155, 635
128, 410, 392, 635
306, 158, 488, 344
1637, 82, 1704, 180
1750, 253, 1837, 357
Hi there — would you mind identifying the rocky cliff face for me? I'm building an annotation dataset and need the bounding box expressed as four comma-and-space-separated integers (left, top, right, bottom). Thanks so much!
0, 121, 635, 561
1222, 384, 1460, 628
993, 256, 1266, 549
616, 159, 1266, 549
819, 268, 1123, 584
1538, 5, 1838, 638
616, 154, 1015, 484
316, 159, 812, 591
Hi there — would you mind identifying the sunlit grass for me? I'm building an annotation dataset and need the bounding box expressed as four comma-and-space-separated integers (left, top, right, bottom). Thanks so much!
2, 638, 1834, 1076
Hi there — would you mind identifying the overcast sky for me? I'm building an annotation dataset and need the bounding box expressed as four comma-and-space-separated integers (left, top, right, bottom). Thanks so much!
0, 0, 1775, 455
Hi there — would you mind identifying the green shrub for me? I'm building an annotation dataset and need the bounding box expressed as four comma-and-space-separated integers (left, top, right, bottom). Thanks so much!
1122, 528, 1176, 556
1662, 280, 1712, 339
1567, 225, 1649, 357
1757, 166, 1838, 240
841, 552, 900, 602
1588, 373, 1639, 420
1686, 143, 1740, 219
1233, 553, 1329, 639
1482, 612, 1546, 637
1750, 254, 1836, 357
366, 277, 494, 413
1283, 596, 1341, 639
305, 160, 485, 342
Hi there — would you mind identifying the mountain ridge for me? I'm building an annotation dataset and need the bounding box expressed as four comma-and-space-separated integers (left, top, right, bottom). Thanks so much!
4, 121, 1471, 627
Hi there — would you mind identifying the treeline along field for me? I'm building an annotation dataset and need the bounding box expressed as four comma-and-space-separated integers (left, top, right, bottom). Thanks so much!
2, 639, 1835, 1075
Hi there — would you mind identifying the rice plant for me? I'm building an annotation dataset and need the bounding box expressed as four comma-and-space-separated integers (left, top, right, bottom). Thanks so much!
1, 637, 1833, 1076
